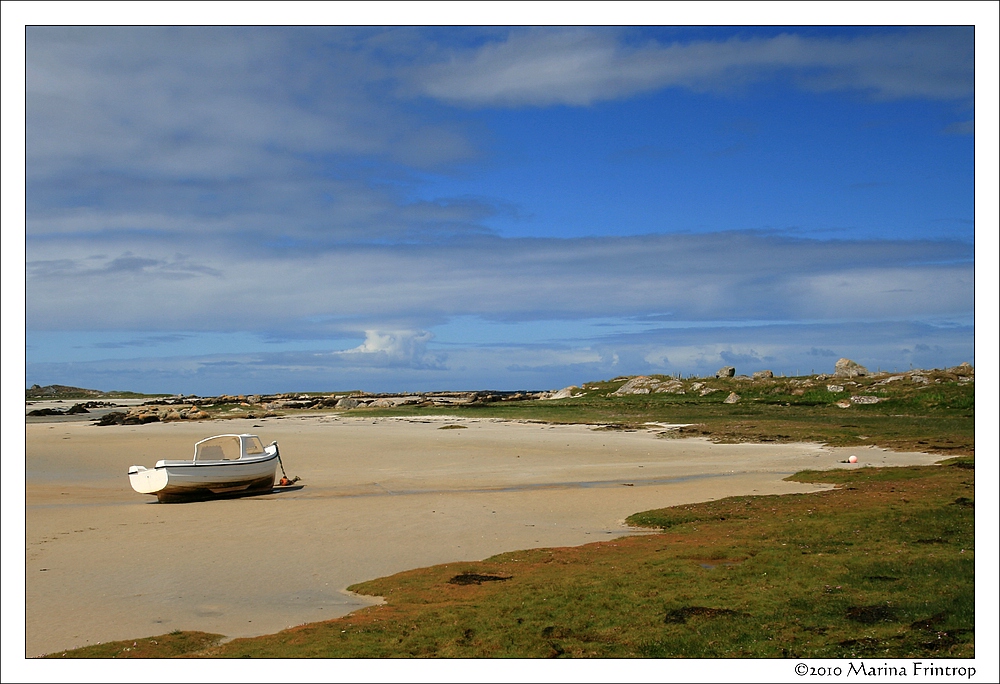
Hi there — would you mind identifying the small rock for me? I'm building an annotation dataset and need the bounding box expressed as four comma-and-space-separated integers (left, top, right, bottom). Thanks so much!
835, 400, 852, 409
826, 385, 844, 393
723, 392, 740, 404
752, 370, 774, 379
613, 376, 683, 395
850, 395, 883, 405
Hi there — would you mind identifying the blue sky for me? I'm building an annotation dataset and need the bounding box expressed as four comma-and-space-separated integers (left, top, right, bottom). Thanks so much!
14, 19, 990, 394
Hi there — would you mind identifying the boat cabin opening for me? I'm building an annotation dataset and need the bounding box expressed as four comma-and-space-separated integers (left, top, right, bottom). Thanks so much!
193, 435, 265, 461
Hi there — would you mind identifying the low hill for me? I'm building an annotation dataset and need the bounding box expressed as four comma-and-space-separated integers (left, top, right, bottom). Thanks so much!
25, 384, 165, 400
26, 384, 104, 399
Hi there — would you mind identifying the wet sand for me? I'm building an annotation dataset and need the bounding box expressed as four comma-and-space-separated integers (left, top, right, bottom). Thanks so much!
24, 414, 945, 656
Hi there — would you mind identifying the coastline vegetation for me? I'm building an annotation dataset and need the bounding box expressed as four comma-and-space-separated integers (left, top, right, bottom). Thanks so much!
33, 368, 973, 458
298, 369, 974, 457
47, 458, 974, 659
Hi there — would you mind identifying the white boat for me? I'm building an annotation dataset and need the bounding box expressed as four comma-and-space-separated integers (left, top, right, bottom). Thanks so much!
128, 434, 281, 503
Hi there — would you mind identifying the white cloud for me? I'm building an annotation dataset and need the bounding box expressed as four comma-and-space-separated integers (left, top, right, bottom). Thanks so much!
334, 330, 443, 369
415, 28, 973, 107
25, 27, 477, 187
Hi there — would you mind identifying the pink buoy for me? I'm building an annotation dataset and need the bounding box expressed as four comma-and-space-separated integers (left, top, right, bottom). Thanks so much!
848, 455, 858, 463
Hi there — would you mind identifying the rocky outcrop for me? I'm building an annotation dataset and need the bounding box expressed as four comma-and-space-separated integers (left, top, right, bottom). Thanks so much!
716, 366, 736, 378
26, 401, 108, 417
612, 376, 686, 395
540, 386, 582, 400
613, 377, 654, 394
752, 370, 774, 379
27, 408, 63, 416
96, 405, 210, 426
655, 380, 685, 394
948, 362, 973, 376
834, 358, 868, 378
369, 396, 423, 408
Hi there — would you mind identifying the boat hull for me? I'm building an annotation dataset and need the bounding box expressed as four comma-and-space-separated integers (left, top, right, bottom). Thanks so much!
129, 452, 279, 503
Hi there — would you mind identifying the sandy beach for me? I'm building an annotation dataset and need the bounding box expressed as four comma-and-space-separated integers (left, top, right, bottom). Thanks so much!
24, 414, 945, 657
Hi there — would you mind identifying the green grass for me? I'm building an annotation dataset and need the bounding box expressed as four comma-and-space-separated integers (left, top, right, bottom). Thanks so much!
87, 370, 973, 458
342, 371, 975, 456
60, 458, 972, 658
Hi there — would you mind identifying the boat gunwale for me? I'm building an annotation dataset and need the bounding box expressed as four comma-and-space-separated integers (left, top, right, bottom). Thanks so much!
152, 450, 278, 470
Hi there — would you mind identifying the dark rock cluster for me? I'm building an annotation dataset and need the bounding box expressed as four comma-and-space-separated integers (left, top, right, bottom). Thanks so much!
89, 389, 549, 426
26, 401, 116, 417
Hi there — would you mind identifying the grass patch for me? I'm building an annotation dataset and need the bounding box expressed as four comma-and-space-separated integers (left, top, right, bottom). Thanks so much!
330, 371, 975, 456
43, 631, 224, 658
98, 370, 973, 457
64, 459, 970, 659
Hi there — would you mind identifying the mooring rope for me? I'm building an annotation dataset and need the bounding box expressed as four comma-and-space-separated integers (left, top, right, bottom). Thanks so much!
271, 441, 300, 486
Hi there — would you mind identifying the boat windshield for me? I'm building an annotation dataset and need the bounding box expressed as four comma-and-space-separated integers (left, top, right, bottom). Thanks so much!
194, 436, 242, 461
243, 436, 265, 455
